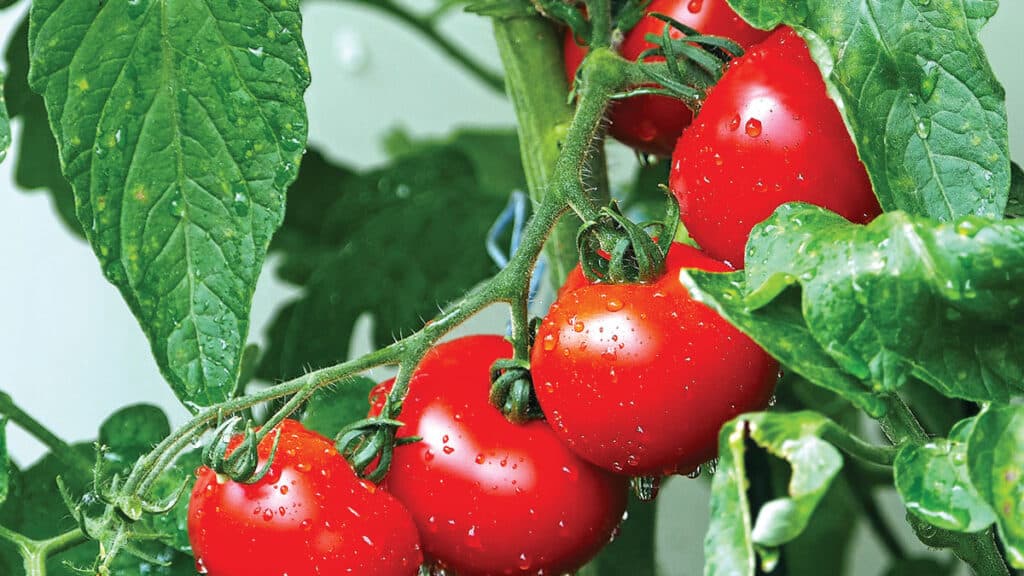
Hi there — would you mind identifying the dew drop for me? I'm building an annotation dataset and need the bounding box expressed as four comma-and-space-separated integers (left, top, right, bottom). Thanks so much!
605, 299, 624, 312
915, 117, 932, 139
573, 321, 585, 333
745, 118, 762, 138
918, 57, 939, 100
727, 115, 741, 131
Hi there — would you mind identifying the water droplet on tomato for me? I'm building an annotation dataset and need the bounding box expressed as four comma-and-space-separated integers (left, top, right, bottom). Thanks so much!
727, 115, 741, 131
262, 508, 274, 521
542, 334, 557, 350
745, 118, 762, 137
573, 321, 585, 332
605, 299, 624, 312
443, 446, 455, 455
475, 453, 486, 464
687, 0, 702, 13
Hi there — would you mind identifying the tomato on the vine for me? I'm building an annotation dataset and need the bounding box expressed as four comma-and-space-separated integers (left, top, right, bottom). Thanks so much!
563, 0, 770, 155
187, 419, 422, 576
372, 335, 628, 575
669, 26, 882, 266
532, 243, 778, 476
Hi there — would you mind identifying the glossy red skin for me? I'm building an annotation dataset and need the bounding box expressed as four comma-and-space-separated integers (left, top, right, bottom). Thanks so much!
563, 0, 770, 155
669, 26, 881, 267
373, 336, 628, 575
188, 420, 422, 576
534, 243, 778, 475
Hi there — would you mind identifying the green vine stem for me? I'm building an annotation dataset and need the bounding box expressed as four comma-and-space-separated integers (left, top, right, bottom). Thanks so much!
347, 0, 506, 93
820, 421, 898, 467
0, 392, 92, 474
492, 12, 585, 283
876, 395, 1009, 575
0, 525, 87, 576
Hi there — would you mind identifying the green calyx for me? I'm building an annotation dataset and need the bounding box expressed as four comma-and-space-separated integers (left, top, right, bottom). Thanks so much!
576, 193, 679, 284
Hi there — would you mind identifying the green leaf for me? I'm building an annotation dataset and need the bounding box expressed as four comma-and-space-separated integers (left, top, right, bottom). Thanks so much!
894, 421, 996, 533
967, 405, 1024, 568
779, 462, 861, 576
686, 203, 1024, 408
1008, 162, 1023, 218
704, 411, 843, 576
261, 133, 515, 381
725, 0, 1010, 220
28, 0, 311, 407
2, 15, 82, 237
679, 271, 886, 417
301, 376, 377, 438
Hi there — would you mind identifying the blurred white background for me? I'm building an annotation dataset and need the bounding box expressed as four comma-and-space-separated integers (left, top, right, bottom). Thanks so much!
0, 1, 1021, 573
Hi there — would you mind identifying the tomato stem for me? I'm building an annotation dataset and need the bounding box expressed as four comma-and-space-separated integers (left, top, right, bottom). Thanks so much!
819, 421, 897, 466
0, 392, 92, 475
0, 525, 87, 576
492, 14, 584, 284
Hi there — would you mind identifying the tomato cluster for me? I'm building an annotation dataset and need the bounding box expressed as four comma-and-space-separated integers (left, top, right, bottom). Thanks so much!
186, 1, 886, 574
564, 0, 770, 156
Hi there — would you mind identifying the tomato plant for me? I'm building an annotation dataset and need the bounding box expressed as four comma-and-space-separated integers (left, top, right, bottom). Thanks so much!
371, 336, 628, 575
188, 420, 422, 576
563, 0, 769, 156
532, 243, 778, 475
669, 26, 882, 266
0, 0, 1022, 575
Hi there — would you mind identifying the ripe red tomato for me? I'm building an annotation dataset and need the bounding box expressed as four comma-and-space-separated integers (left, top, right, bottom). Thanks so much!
669, 26, 881, 266
188, 419, 422, 576
563, 0, 770, 155
533, 243, 778, 476
373, 335, 628, 575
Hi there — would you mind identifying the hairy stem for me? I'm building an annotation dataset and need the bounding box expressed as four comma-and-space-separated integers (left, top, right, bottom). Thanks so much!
0, 525, 87, 576
0, 392, 91, 474
492, 13, 583, 284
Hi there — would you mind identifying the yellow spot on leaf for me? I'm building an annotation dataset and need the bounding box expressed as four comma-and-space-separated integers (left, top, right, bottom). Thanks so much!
76, 77, 89, 91
133, 185, 147, 202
